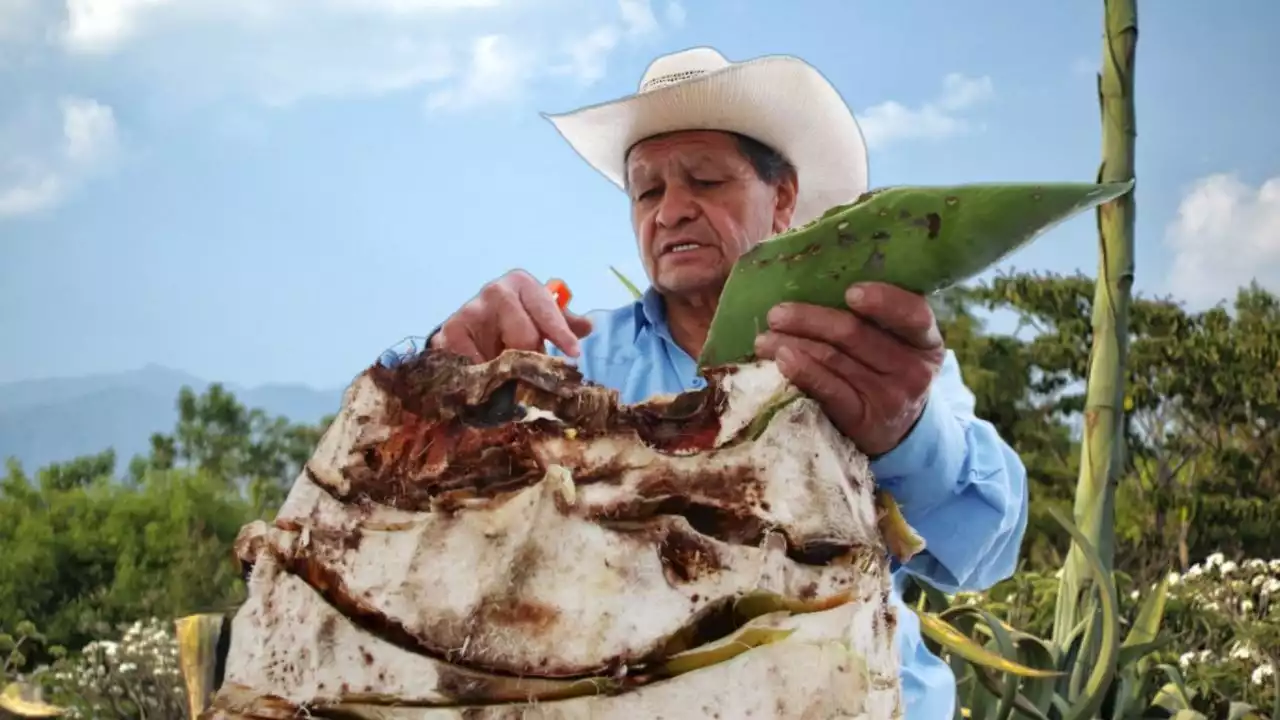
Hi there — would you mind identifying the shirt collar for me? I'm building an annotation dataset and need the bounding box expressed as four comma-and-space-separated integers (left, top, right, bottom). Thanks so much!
634, 285, 675, 342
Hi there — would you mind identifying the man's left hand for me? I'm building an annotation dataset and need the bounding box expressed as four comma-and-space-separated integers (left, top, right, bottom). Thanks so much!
753, 282, 946, 457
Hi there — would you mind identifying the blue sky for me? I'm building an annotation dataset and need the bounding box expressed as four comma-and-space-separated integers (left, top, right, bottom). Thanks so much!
2, 0, 1277, 389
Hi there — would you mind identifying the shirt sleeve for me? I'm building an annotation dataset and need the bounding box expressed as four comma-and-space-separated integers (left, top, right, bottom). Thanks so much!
869, 349, 1029, 594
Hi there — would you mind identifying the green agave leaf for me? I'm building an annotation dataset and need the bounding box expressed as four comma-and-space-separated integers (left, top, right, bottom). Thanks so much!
730, 588, 854, 620
1271, 658, 1280, 720
0, 682, 67, 718
937, 605, 1059, 720
876, 489, 927, 563
660, 612, 797, 676
1121, 574, 1169, 657
1116, 637, 1171, 668
965, 607, 1042, 720
1046, 506, 1121, 720
698, 180, 1135, 368
609, 265, 644, 300
743, 388, 803, 441
912, 608, 1060, 679
909, 576, 953, 615
1226, 701, 1263, 720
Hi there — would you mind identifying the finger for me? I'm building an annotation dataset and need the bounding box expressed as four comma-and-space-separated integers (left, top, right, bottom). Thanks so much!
760, 331, 908, 422
773, 345, 867, 434
563, 310, 594, 338
434, 321, 485, 364
496, 304, 546, 353
517, 281, 583, 357
755, 331, 874, 383
765, 303, 903, 375
844, 282, 943, 351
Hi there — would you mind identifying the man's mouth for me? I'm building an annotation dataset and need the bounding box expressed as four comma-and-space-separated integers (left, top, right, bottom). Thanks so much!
663, 242, 704, 255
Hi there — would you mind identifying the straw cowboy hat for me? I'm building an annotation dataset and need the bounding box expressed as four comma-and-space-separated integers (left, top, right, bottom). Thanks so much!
543, 46, 869, 229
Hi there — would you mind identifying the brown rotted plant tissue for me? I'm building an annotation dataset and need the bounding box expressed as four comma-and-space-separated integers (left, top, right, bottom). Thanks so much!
204, 348, 921, 719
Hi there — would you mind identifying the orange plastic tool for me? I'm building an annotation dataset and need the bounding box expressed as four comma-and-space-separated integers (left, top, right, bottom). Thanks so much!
546, 278, 572, 310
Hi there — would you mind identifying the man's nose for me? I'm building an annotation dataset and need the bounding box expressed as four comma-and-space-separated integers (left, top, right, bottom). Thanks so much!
655, 183, 698, 228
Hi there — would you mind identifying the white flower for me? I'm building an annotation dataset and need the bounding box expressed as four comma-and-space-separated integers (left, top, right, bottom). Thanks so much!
1186, 564, 1204, 578
1253, 662, 1275, 686
1244, 558, 1265, 571
1219, 560, 1238, 575
1179, 651, 1196, 668
1166, 571, 1181, 585
1206, 552, 1225, 567
1130, 590, 1140, 600
1269, 559, 1280, 573
1229, 641, 1256, 660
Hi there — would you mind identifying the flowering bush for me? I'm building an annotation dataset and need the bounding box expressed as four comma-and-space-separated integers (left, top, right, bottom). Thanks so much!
28, 618, 187, 719
1162, 554, 1279, 711
949, 554, 1280, 716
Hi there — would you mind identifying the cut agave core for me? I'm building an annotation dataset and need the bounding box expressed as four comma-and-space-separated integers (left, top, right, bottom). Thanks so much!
204, 349, 918, 719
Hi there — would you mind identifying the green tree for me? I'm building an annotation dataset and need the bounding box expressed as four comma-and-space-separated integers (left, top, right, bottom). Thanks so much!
133, 383, 332, 513
0, 384, 331, 659
954, 273, 1280, 581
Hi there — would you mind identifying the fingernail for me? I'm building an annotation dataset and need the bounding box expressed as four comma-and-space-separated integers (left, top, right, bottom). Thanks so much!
775, 345, 795, 370
846, 286, 864, 305
754, 332, 770, 354
767, 304, 787, 327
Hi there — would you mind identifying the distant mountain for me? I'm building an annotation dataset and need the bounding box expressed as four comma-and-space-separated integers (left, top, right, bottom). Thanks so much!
0, 365, 344, 474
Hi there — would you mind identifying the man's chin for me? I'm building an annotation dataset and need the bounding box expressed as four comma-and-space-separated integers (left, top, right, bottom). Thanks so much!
655, 270, 728, 300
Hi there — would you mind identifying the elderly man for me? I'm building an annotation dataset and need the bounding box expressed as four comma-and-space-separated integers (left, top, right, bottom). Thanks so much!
381, 47, 1028, 719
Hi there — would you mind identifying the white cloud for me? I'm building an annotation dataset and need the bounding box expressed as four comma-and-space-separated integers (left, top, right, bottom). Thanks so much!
29, 0, 680, 107
557, 26, 622, 85
61, 0, 169, 55
0, 0, 684, 216
618, 0, 658, 37
0, 97, 119, 218
424, 34, 530, 112
1165, 173, 1280, 305
857, 72, 995, 149
58, 0, 506, 56
549, 0, 679, 86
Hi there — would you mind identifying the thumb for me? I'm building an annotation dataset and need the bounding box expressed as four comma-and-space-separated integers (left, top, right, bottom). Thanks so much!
564, 311, 594, 338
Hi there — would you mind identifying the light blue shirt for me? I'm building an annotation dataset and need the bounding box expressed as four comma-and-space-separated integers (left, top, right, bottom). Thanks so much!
380, 287, 1029, 718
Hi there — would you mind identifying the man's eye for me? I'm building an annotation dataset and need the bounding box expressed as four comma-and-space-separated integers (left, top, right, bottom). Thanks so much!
637, 188, 660, 201
693, 178, 723, 188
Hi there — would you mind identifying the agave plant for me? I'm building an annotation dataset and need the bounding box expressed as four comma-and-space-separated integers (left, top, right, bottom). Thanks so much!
910, 515, 1279, 720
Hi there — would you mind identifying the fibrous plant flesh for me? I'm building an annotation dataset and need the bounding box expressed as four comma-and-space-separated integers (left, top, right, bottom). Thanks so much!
203, 349, 922, 719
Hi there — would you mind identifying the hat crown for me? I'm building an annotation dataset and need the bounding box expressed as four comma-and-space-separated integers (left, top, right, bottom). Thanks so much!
637, 47, 730, 93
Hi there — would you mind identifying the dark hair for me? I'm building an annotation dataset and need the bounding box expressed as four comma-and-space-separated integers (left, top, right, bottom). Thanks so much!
730, 132, 795, 186
622, 130, 796, 188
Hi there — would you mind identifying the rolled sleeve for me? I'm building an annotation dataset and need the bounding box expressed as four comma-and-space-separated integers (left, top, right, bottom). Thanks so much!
870, 350, 1029, 593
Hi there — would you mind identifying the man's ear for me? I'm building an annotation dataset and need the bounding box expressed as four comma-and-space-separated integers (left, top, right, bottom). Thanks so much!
771, 170, 799, 233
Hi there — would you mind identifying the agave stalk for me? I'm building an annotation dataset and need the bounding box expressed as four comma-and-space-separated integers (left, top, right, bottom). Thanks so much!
1051, 0, 1139, 682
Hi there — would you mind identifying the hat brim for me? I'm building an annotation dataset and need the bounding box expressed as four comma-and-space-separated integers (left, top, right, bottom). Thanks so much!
542, 55, 869, 228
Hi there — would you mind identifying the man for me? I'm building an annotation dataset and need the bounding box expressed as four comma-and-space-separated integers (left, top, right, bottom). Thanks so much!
381, 47, 1028, 718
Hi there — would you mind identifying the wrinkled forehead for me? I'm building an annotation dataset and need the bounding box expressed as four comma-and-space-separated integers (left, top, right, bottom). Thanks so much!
623, 130, 746, 185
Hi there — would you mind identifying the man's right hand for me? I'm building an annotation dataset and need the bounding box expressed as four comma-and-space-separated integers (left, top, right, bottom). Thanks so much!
429, 270, 594, 363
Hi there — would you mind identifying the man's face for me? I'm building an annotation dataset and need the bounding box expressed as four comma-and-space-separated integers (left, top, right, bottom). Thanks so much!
626, 130, 797, 298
